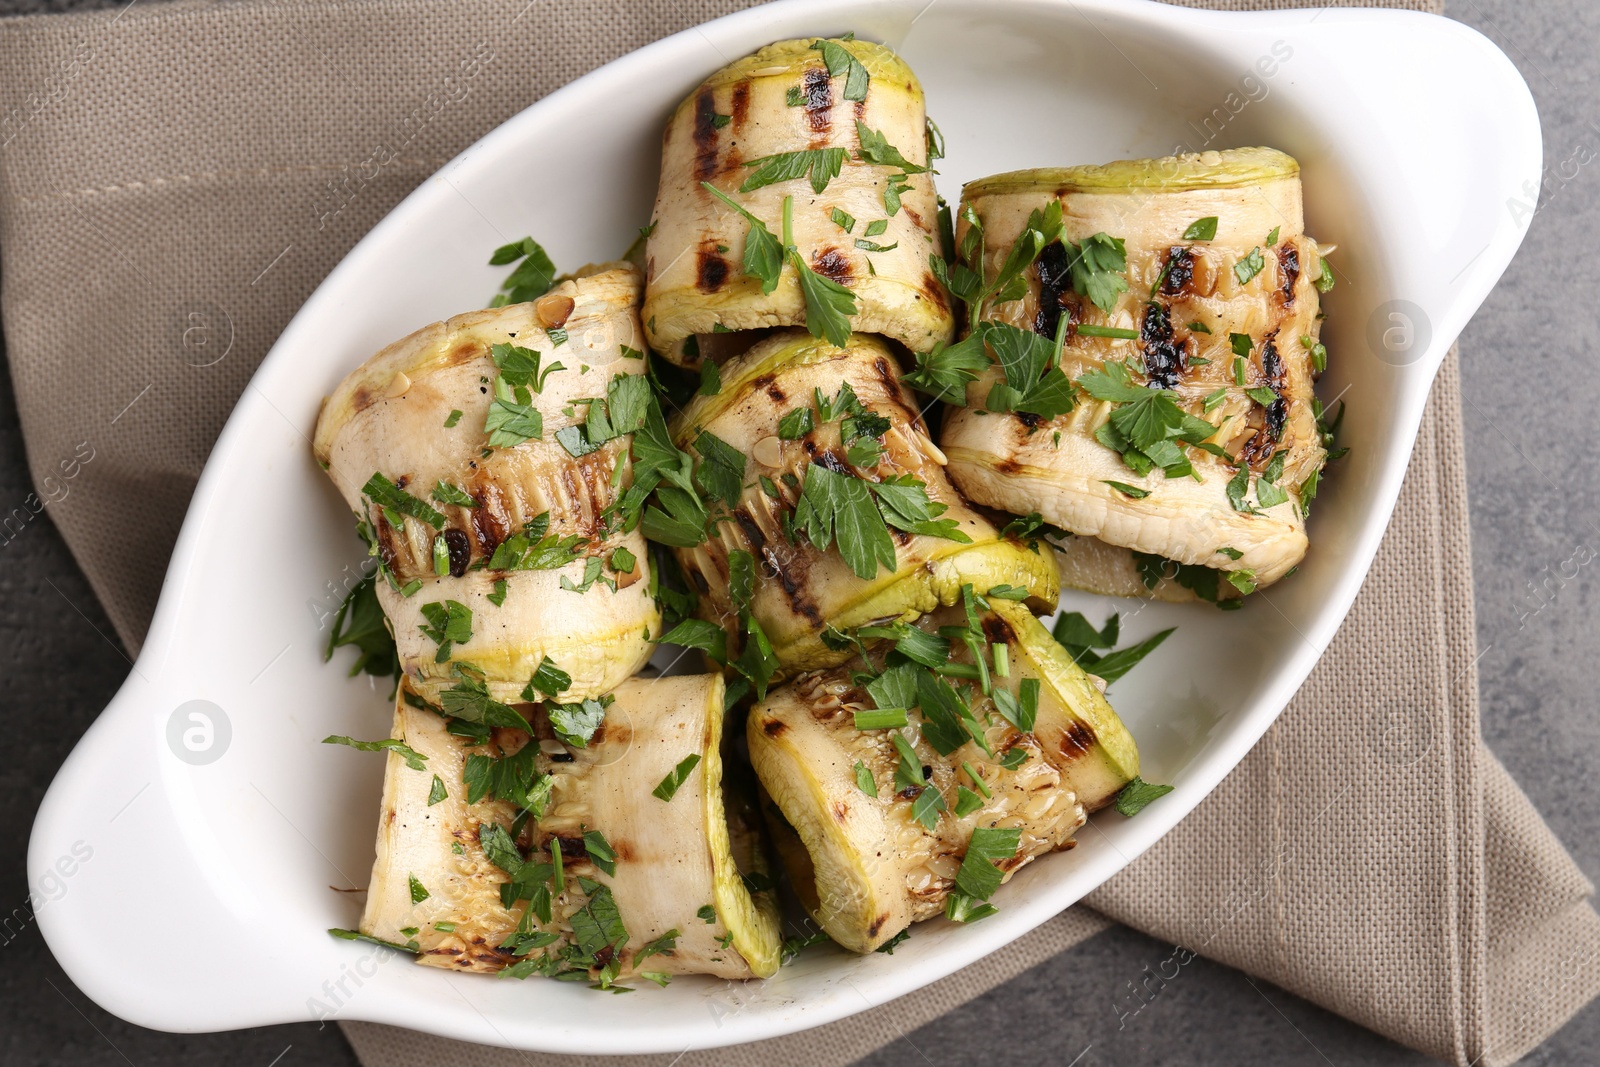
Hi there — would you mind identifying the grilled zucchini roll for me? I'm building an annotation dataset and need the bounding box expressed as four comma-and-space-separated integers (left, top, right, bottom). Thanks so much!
313, 266, 661, 703
747, 599, 1138, 952
641, 37, 953, 367
939, 148, 1330, 592
360, 673, 782, 980
664, 328, 1059, 676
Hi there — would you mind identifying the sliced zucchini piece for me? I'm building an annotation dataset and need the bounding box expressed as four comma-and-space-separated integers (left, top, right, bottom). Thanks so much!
746, 599, 1137, 951
641, 37, 953, 366
313, 266, 660, 703
942, 147, 1327, 591
668, 328, 1059, 676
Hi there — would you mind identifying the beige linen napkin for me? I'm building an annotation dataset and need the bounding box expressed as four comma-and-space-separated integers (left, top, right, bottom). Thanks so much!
2, 0, 1596, 1064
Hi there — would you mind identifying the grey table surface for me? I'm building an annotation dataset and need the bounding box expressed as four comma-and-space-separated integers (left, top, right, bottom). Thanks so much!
2, 0, 1596, 1064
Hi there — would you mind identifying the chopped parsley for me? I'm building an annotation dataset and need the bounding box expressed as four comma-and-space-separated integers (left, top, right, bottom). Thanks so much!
651, 754, 703, 802
1233, 246, 1266, 286
1104, 480, 1149, 499
1051, 611, 1174, 685
831, 207, 856, 233
853, 760, 879, 797
953, 826, 1021, 900
523, 655, 572, 700
418, 600, 472, 660
322, 734, 427, 771
812, 37, 869, 101
408, 875, 431, 904
443, 409, 463, 428
428, 775, 448, 805
1182, 216, 1219, 241
739, 147, 847, 194
488, 236, 557, 307
583, 830, 618, 875
904, 334, 988, 404
548, 695, 611, 747
1114, 776, 1174, 816
324, 573, 399, 683
854, 121, 927, 174
363, 472, 446, 529
978, 321, 1075, 418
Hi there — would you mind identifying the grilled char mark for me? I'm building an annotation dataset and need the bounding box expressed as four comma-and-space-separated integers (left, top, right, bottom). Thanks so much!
1278, 244, 1300, 305
1059, 721, 1096, 760
1032, 240, 1072, 339
802, 66, 832, 135
730, 80, 751, 128
817, 450, 851, 475
692, 88, 721, 181
469, 484, 508, 556
1259, 337, 1286, 440
443, 529, 471, 577
1140, 302, 1187, 389
812, 247, 853, 285
696, 241, 730, 293
762, 717, 787, 738
734, 508, 768, 554
981, 615, 1016, 646
921, 271, 950, 315
1160, 246, 1195, 296
1260, 336, 1284, 387
749, 373, 786, 404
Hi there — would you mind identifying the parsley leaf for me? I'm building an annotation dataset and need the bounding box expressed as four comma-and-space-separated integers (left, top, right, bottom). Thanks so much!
831, 207, 856, 232
1114, 776, 1174, 816
659, 618, 728, 664
1064, 232, 1129, 313
1234, 246, 1266, 286
693, 430, 747, 509
1104, 480, 1149, 499
1053, 612, 1174, 685
418, 600, 472, 659
869, 475, 972, 542
740, 147, 847, 194
1183, 216, 1219, 241
853, 761, 879, 797
428, 775, 448, 805
484, 377, 543, 447
954, 826, 1021, 900
652, 754, 702, 801
522, 655, 572, 700
812, 38, 870, 101
548, 696, 610, 748
583, 830, 618, 875
488, 236, 558, 306
978, 321, 1076, 418
700, 182, 783, 294
490, 342, 562, 392
904, 334, 988, 405
432, 481, 476, 508
323, 734, 427, 771
363, 472, 446, 529
324, 573, 400, 682
854, 121, 927, 173
793, 463, 896, 580
793, 251, 857, 348
778, 406, 816, 439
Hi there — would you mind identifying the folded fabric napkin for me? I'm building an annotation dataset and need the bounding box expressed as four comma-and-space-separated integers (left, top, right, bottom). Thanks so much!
2, 0, 1595, 1064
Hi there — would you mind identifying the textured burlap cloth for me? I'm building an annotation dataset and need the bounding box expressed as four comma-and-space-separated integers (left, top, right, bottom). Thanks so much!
2, 0, 1597, 1063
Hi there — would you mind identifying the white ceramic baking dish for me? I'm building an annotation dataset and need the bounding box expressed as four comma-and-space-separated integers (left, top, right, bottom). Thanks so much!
29, 0, 1539, 1053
